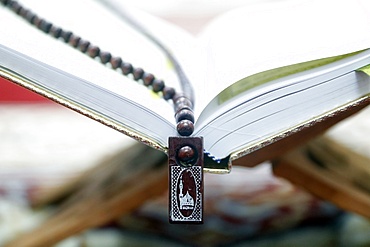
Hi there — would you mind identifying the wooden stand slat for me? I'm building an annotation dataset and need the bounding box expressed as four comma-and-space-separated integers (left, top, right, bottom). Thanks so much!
272, 148, 370, 218
5, 143, 168, 247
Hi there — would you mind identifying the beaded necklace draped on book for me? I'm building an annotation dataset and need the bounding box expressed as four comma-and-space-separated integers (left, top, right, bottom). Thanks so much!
2, 0, 370, 167
0, 0, 196, 136
1, 0, 209, 224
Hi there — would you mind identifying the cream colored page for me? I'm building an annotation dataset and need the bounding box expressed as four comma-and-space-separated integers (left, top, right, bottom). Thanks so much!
195, 0, 370, 115
0, 0, 197, 125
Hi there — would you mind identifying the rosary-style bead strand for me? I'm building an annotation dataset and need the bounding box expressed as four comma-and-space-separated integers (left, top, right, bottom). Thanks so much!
173, 93, 195, 136
1, 0, 195, 136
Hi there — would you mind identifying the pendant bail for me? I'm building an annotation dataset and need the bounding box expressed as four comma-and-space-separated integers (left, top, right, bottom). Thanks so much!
168, 136, 204, 224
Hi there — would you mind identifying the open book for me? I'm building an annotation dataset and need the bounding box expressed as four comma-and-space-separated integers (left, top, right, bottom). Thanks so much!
1, 0, 370, 172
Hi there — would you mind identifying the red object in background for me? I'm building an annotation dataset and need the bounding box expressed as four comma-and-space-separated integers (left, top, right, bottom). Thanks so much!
0, 77, 51, 103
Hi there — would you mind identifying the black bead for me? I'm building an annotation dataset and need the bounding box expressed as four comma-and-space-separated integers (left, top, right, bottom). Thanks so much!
163, 86, 176, 100
176, 120, 194, 136
39, 20, 52, 33
133, 68, 144, 81
50, 26, 62, 38
78, 39, 90, 53
142, 73, 154, 86
110, 57, 122, 69
172, 93, 185, 103
177, 145, 195, 164
32, 15, 42, 27
87, 45, 100, 58
19, 6, 28, 17
25, 11, 36, 23
69, 34, 81, 47
152, 79, 164, 92
10, 1, 21, 14
61, 30, 72, 43
175, 108, 194, 123
121, 62, 133, 75
173, 94, 193, 112
99, 51, 112, 64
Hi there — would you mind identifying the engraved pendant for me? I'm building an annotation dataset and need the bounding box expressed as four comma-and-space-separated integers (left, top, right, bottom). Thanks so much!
168, 137, 204, 224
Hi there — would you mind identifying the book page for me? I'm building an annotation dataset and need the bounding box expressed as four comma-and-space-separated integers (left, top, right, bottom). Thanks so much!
188, 0, 370, 159
4, 0, 370, 156
195, 0, 370, 114
0, 0, 200, 147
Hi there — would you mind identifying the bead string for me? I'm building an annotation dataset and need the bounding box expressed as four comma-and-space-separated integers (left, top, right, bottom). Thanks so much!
99, 0, 195, 105
1, 0, 195, 136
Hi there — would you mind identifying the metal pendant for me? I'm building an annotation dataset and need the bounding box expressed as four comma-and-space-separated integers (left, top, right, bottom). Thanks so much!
168, 136, 203, 224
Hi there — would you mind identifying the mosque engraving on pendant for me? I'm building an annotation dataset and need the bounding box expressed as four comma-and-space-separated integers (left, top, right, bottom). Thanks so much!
178, 170, 195, 214
170, 166, 202, 222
